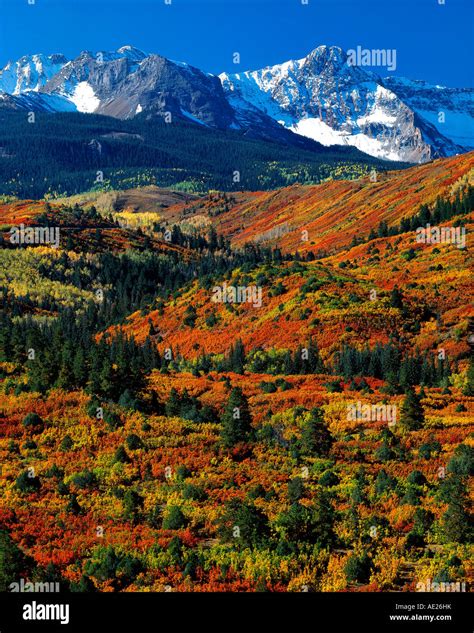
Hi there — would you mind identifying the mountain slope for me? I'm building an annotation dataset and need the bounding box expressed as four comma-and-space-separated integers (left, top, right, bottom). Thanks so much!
220, 45, 473, 162
210, 152, 474, 253
47, 153, 473, 257
94, 153, 473, 360
0, 110, 399, 199
0, 53, 67, 94
42, 50, 237, 125
383, 76, 474, 150
1, 154, 472, 597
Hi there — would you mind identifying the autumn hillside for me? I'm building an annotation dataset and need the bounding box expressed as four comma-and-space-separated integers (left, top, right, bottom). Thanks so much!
57, 152, 474, 256
108, 159, 473, 363
3, 153, 472, 257
0, 151, 473, 596
208, 152, 474, 254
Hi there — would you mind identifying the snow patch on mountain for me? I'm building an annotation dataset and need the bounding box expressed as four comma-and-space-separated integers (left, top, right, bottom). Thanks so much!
116, 45, 147, 61
383, 76, 474, 151
69, 82, 100, 113
220, 71, 294, 125
356, 86, 398, 126
220, 47, 430, 162
290, 118, 343, 146
290, 117, 401, 160
0, 91, 77, 113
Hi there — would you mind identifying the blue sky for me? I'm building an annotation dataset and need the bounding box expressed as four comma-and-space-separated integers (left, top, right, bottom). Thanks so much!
0, 0, 472, 87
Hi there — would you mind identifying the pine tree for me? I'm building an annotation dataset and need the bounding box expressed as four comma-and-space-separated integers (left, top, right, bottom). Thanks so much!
218, 499, 269, 547
287, 477, 305, 503
220, 387, 252, 447
0, 531, 32, 591
228, 339, 246, 374
56, 342, 75, 390
72, 346, 87, 388
162, 506, 187, 530
87, 346, 102, 395
312, 490, 336, 548
400, 217, 411, 233
377, 220, 389, 237
439, 477, 471, 544
390, 286, 404, 309
399, 387, 424, 431
307, 338, 324, 373
208, 226, 218, 251
99, 357, 114, 399
300, 408, 333, 456
122, 490, 143, 524
283, 351, 293, 375
463, 356, 474, 396
113, 445, 130, 464
165, 388, 182, 417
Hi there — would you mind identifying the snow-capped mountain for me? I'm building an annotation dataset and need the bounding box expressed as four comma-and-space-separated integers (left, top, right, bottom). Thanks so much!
220, 45, 473, 163
0, 46, 334, 152
0, 53, 67, 94
42, 48, 237, 124
382, 76, 474, 150
0, 44, 472, 163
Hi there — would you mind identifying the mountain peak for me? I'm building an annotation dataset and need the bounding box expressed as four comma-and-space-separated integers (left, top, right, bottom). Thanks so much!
308, 44, 344, 57
116, 45, 147, 61
305, 45, 347, 70
220, 43, 472, 162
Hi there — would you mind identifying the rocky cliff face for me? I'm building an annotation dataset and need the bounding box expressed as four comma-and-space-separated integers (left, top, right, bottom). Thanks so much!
383, 76, 474, 151
41, 51, 237, 127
